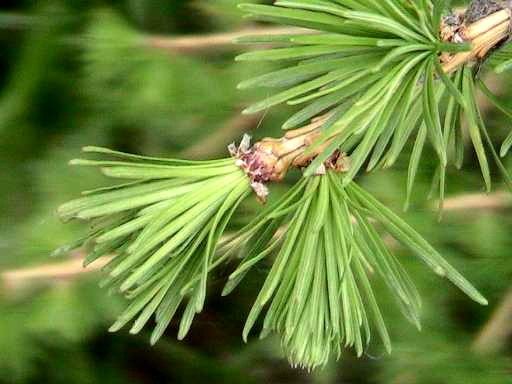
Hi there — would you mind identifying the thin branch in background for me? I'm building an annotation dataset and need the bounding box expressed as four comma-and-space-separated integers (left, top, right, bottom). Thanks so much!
145, 26, 306, 54
473, 286, 512, 355
1, 254, 111, 292
0, 12, 38, 30
1, 191, 510, 290
0, 111, 261, 292
441, 191, 511, 211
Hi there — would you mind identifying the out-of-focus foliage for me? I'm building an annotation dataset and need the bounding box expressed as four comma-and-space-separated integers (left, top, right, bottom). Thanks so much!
0, 0, 511, 383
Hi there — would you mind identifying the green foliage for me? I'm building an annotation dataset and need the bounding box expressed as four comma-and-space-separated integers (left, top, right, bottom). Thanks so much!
477, 78, 512, 157
0, 3, 66, 138
237, 0, 512, 207
221, 171, 485, 369
57, 147, 251, 344
81, 10, 241, 146
54, 0, 510, 373
0, 279, 124, 383
487, 41, 512, 73
382, 334, 512, 384
2, 0, 512, 382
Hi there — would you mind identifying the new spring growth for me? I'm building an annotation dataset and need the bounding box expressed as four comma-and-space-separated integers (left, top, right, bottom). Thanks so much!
220, 160, 486, 370
238, 0, 512, 208
58, 147, 253, 343
56, 0, 507, 370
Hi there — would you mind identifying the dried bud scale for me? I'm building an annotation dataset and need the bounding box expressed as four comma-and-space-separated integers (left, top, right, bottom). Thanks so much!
229, 117, 338, 201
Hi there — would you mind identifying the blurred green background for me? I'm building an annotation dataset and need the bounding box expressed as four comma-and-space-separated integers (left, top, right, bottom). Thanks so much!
0, 1, 511, 383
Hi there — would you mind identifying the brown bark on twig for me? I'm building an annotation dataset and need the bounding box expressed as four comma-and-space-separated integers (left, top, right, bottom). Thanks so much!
441, 8, 512, 73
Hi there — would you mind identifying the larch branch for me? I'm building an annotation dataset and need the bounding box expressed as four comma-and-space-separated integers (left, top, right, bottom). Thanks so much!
2, 191, 510, 289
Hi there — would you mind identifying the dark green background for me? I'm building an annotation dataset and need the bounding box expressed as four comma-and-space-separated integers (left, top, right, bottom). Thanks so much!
0, 1, 511, 383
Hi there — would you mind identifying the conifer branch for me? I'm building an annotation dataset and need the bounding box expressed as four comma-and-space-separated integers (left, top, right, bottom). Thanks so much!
53, 0, 512, 370
5, 190, 509, 291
